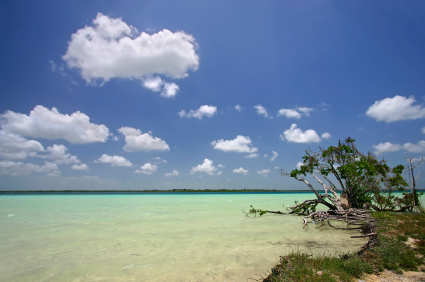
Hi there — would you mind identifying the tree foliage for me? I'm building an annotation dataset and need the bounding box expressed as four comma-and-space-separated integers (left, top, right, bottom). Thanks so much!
282, 137, 421, 213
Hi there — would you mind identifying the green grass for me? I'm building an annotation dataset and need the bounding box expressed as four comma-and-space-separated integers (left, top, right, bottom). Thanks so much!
262, 211, 425, 282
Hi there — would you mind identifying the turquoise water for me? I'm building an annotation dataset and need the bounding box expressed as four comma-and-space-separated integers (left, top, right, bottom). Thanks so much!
0, 193, 373, 281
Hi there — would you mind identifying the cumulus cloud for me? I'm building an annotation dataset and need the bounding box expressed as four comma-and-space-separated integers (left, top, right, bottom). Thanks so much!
280, 124, 321, 143
366, 96, 425, 123
40, 144, 80, 164
190, 158, 217, 175
217, 171, 222, 175
277, 109, 301, 119
321, 132, 332, 140
178, 105, 217, 120
254, 105, 268, 118
0, 161, 59, 176
403, 141, 425, 153
118, 126, 170, 152
296, 162, 305, 169
211, 135, 258, 153
63, 13, 199, 85
373, 142, 403, 155
135, 163, 158, 174
153, 156, 167, 164
245, 153, 258, 159
235, 104, 242, 111
96, 154, 132, 167
1, 106, 109, 144
218, 164, 225, 168
143, 76, 163, 92
257, 169, 270, 177
71, 164, 89, 170
277, 107, 313, 119
373, 141, 425, 154
165, 169, 179, 177
233, 167, 248, 175
0, 130, 45, 160
161, 83, 179, 98
270, 151, 278, 161
298, 107, 313, 116
143, 77, 180, 98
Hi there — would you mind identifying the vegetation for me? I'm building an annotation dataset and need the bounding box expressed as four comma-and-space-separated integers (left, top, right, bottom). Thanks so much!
248, 138, 423, 231
261, 211, 425, 282
243, 138, 425, 281
282, 137, 422, 213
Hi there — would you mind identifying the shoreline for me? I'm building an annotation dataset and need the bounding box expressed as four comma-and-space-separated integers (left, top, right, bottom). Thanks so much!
0, 189, 322, 194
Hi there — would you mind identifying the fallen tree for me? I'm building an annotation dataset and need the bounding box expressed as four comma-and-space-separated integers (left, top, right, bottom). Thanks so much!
245, 138, 423, 252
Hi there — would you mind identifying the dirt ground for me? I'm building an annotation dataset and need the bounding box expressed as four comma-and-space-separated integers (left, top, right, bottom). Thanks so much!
362, 270, 425, 282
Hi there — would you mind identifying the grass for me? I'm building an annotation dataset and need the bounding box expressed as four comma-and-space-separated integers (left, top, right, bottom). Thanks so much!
262, 211, 425, 282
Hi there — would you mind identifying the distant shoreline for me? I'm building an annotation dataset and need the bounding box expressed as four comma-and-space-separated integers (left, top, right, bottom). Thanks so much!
1, 189, 424, 194
0, 189, 318, 194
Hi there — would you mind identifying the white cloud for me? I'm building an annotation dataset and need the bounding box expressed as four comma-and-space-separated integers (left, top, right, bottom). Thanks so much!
161, 83, 179, 98
245, 153, 259, 158
373, 141, 425, 154
297, 107, 313, 117
277, 109, 301, 119
211, 135, 258, 153
257, 169, 270, 177
373, 142, 402, 155
321, 132, 332, 140
135, 163, 158, 175
152, 156, 167, 164
366, 95, 425, 123
280, 124, 321, 143
0, 161, 59, 176
403, 141, 425, 153
217, 171, 222, 175
190, 158, 217, 175
118, 126, 170, 152
63, 13, 199, 84
42, 144, 80, 164
422, 127, 425, 134
143, 76, 163, 92
218, 164, 225, 168
142, 77, 179, 98
233, 167, 248, 175
71, 164, 89, 170
277, 107, 313, 119
296, 162, 305, 169
235, 104, 242, 111
270, 151, 278, 161
96, 154, 132, 167
46, 170, 61, 177
254, 104, 268, 118
179, 105, 217, 120
263, 154, 268, 157
0, 130, 45, 160
1, 106, 109, 144
165, 169, 179, 177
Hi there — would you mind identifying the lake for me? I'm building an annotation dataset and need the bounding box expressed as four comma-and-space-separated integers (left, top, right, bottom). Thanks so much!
0, 192, 375, 281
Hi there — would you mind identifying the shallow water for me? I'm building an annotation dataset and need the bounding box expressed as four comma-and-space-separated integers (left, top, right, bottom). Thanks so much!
0, 193, 372, 281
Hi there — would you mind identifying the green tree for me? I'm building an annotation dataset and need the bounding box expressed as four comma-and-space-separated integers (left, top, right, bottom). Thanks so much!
280, 138, 418, 213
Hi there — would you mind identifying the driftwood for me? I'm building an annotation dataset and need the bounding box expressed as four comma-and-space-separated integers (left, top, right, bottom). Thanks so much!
245, 206, 379, 254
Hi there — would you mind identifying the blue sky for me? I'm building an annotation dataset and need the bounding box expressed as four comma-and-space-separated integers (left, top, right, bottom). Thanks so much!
1, 1, 425, 190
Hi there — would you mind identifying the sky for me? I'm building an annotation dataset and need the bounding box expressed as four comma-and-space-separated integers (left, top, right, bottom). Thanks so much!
1, 1, 425, 191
